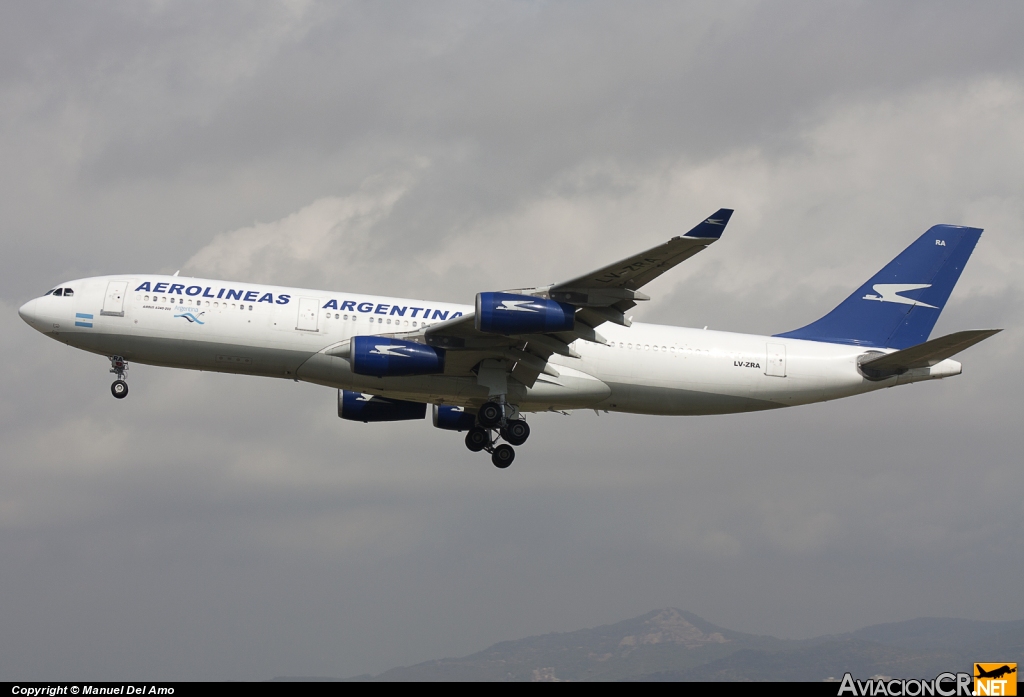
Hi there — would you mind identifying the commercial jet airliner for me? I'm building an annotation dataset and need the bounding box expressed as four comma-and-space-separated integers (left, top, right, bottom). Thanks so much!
18, 210, 999, 468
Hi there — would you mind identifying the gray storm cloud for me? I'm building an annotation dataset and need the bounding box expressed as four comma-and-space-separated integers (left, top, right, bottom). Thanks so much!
1, 0, 1022, 681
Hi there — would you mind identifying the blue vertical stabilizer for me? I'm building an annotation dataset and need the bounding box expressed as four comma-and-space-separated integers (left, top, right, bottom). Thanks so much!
775, 225, 982, 349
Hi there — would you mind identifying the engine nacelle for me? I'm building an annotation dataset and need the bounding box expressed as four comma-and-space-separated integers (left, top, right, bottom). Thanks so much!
339, 390, 427, 422
475, 292, 575, 334
432, 404, 476, 431
351, 336, 445, 377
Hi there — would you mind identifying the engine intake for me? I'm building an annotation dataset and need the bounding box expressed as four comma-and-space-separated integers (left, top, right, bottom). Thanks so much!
432, 404, 477, 431
339, 390, 427, 422
475, 292, 575, 334
351, 336, 445, 377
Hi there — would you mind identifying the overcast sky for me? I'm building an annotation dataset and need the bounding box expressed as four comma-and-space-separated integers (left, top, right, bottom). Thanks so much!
2, 0, 1023, 681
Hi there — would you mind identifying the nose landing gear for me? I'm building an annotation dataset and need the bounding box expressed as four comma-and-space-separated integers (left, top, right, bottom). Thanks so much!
109, 356, 129, 399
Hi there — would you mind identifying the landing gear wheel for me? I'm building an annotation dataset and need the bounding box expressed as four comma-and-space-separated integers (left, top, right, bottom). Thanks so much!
465, 427, 489, 452
111, 380, 129, 399
500, 420, 530, 446
491, 444, 515, 469
478, 401, 503, 428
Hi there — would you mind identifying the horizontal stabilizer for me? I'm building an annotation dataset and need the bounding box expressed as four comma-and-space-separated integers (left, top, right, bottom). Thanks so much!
859, 329, 1001, 379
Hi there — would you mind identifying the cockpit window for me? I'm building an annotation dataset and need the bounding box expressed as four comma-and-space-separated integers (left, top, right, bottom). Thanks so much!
63, 289, 74, 297
44, 289, 56, 296
52, 288, 63, 296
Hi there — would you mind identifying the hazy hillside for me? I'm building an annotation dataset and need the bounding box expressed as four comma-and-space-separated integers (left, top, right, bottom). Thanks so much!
274, 609, 1024, 682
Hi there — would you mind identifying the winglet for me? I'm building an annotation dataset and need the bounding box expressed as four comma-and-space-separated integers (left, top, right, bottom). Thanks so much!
683, 208, 734, 239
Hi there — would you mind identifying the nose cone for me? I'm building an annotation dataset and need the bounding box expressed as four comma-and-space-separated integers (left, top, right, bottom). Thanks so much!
19, 298, 41, 328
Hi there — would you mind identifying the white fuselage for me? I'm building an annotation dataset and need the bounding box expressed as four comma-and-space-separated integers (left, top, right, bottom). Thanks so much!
18, 274, 963, 415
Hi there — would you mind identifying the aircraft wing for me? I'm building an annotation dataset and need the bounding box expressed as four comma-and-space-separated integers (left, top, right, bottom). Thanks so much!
431, 209, 732, 385
548, 207, 734, 319
332, 209, 734, 390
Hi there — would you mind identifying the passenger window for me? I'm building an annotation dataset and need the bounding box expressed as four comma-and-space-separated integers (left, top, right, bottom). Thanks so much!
214, 302, 219, 308
412, 321, 417, 327
343, 314, 348, 320
248, 305, 253, 310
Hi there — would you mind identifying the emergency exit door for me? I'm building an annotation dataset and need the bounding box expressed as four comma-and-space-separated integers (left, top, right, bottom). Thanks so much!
100, 280, 128, 317
296, 297, 320, 332
765, 343, 787, 377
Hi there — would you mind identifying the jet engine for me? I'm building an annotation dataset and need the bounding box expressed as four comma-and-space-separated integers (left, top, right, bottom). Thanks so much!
338, 390, 427, 422
432, 404, 477, 431
351, 336, 445, 377
475, 292, 575, 334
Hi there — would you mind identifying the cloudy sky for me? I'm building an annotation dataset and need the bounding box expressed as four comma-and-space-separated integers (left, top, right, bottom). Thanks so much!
2, 0, 1023, 681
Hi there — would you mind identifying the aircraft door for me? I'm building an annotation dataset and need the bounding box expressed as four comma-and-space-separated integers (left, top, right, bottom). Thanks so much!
100, 280, 128, 317
296, 297, 320, 332
765, 343, 786, 377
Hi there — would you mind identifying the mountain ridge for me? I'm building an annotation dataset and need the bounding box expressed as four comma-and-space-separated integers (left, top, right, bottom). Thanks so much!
273, 608, 1024, 682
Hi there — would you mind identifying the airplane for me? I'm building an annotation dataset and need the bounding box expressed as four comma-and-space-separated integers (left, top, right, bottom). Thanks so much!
975, 665, 1017, 680
18, 209, 1000, 469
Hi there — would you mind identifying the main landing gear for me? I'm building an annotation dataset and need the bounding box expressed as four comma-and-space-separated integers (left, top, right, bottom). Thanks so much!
109, 355, 129, 399
463, 400, 530, 468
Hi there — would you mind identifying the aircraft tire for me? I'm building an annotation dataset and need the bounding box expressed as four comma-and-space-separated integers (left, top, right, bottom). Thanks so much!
491, 444, 515, 468
111, 380, 129, 399
465, 427, 489, 452
500, 420, 530, 446
477, 401, 503, 428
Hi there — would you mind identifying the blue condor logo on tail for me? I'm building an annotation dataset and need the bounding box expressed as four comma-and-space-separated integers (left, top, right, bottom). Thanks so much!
775, 225, 983, 350
134, 282, 291, 305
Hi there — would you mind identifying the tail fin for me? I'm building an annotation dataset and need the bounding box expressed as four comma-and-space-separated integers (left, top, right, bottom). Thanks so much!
775, 225, 982, 349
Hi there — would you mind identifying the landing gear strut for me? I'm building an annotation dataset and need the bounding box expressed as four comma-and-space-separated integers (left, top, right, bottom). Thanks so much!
109, 356, 129, 399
